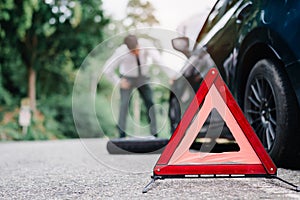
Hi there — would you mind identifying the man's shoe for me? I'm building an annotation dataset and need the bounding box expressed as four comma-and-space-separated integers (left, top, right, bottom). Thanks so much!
119, 132, 126, 138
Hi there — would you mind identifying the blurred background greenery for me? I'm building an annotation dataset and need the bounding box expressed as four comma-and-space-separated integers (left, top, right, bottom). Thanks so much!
0, 0, 170, 140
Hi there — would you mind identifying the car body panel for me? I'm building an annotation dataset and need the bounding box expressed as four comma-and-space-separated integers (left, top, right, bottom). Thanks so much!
192, 0, 300, 107
169, 0, 300, 166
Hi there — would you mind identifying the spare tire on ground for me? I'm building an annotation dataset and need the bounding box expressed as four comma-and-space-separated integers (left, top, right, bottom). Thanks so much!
106, 138, 169, 154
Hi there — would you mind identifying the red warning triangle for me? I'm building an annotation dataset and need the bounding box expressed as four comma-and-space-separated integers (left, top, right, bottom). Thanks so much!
154, 68, 277, 176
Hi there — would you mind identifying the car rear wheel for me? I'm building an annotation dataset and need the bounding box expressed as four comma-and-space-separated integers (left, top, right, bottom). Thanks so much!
169, 93, 181, 134
244, 59, 300, 168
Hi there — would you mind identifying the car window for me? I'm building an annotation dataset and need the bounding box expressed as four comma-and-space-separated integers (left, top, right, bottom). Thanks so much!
207, 0, 228, 28
197, 0, 238, 43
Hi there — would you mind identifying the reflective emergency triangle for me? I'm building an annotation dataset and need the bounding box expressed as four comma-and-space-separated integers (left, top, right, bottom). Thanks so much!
154, 68, 277, 176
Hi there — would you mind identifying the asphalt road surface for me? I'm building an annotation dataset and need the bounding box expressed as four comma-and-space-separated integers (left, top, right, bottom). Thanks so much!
0, 139, 299, 199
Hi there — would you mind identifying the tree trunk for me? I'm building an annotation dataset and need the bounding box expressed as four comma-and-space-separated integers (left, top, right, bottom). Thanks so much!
28, 66, 36, 112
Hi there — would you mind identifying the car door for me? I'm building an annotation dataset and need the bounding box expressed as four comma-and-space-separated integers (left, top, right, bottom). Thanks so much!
195, 0, 246, 80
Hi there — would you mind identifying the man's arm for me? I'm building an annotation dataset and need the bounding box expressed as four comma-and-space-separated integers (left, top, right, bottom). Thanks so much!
103, 48, 122, 83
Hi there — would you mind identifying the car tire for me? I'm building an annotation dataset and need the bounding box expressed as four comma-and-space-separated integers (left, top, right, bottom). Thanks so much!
106, 138, 169, 154
244, 59, 300, 168
169, 93, 181, 134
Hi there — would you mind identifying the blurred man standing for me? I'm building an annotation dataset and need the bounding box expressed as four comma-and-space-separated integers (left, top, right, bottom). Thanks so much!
104, 35, 159, 138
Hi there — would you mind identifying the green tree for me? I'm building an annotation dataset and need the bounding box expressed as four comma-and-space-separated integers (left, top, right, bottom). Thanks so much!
0, 0, 109, 112
0, 0, 110, 139
124, 0, 159, 29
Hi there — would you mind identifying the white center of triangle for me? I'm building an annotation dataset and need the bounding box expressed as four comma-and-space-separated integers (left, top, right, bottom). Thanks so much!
169, 85, 261, 165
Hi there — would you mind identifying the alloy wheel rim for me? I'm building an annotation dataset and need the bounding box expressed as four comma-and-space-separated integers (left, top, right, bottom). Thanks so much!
245, 77, 277, 151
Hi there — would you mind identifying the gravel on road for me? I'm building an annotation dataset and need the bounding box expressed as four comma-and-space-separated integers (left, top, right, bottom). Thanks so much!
0, 139, 299, 199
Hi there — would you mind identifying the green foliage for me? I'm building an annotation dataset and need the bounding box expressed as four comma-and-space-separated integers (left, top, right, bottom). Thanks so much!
73, 94, 116, 138
0, 107, 64, 141
0, 0, 110, 93
39, 95, 76, 138
23, 112, 65, 140
0, 0, 14, 38
125, 0, 159, 28
0, 0, 169, 140
96, 95, 116, 137
0, 0, 111, 140
72, 54, 116, 138
0, 122, 21, 141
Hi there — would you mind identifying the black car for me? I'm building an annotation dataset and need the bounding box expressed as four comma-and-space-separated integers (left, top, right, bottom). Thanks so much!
169, 0, 300, 168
